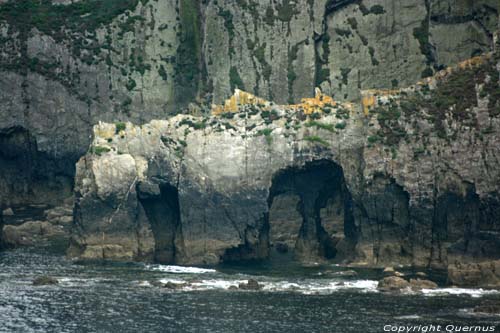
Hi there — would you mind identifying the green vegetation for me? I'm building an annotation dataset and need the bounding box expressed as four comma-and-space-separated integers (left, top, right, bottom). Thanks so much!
261, 109, 280, 123
335, 122, 346, 129
126, 78, 136, 91
304, 135, 329, 146
368, 47, 379, 66
340, 68, 351, 85
0, 0, 142, 40
229, 66, 245, 91
115, 122, 126, 134
179, 118, 206, 130
276, 0, 299, 22
370, 104, 406, 146
334, 28, 352, 38
347, 17, 358, 30
158, 65, 168, 81
367, 135, 379, 144
221, 112, 235, 119
369, 5, 385, 14
175, 0, 201, 105
92, 146, 111, 156
421, 67, 433, 78
413, 2, 434, 66
336, 107, 350, 119
287, 44, 299, 103
256, 128, 273, 145
264, 6, 275, 25
218, 8, 234, 38
305, 121, 335, 132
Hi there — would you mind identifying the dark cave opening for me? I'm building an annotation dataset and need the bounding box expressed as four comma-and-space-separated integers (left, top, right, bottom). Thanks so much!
267, 160, 355, 263
0, 126, 74, 207
137, 182, 181, 264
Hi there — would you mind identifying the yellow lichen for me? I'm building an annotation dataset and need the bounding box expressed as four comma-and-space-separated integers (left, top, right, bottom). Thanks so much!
212, 87, 338, 116
211, 89, 270, 115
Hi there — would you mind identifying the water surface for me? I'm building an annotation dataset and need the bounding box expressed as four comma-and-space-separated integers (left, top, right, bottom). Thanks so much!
0, 248, 499, 332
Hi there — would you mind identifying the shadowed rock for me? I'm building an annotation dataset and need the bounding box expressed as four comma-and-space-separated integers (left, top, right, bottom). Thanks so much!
33, 276, 59, 286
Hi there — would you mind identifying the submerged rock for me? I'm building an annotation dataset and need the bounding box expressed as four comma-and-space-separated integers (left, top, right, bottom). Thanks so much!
33, 276, 59, 286
331, 270, 358, 277
238, 279, 262, 290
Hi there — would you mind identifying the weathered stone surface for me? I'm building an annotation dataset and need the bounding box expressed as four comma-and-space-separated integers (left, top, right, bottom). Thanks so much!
409, 278, 438, 290
448, 260, 500, 288
3, 220, 66, 247
0, 0, 497, 209
69, 49, 500, 280
377, 276, 410, 292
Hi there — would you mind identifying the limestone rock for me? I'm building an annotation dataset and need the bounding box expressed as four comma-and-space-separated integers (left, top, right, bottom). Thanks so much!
448, 261, 500, 288
0, 1, 497, 211
377, 276, 410, 292
409, 278, 438, 290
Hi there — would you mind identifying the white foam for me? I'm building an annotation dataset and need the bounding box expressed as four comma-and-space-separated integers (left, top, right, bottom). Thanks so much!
147, 265, 216, 274
395, 315, 421, 320
149, 277, 380, 294
137, 280, 151, 287
158, 278, 187, 284
421, 288, 500, 298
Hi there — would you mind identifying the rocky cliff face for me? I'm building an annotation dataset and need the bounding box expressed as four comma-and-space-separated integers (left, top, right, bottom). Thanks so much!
70, 46, 500, 286
0, 0, 498, 206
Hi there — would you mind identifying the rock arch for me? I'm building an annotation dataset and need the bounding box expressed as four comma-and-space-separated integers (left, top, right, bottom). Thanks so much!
267, 160, 355, 263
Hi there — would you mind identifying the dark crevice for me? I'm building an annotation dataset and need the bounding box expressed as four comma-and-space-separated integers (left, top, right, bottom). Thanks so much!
137, 181, 181, 264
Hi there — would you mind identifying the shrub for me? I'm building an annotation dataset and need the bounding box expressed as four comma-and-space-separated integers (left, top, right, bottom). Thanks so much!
93, 146, 111, 156
115, 122, 126, 134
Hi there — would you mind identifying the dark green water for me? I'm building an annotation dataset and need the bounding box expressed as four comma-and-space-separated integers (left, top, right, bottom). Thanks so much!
0, 248, 499, 333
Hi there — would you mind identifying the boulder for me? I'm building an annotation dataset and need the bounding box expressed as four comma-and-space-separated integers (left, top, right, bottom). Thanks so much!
377, 276, 410, 292
3, 221, 65, 247
33, 276, 59, 286
383, 267, 405, 277
238, 279, 262, 290
416, 272, 428, 278
2, 208, 14, 216
448, 261, 500, 288
409, 278, 438, 290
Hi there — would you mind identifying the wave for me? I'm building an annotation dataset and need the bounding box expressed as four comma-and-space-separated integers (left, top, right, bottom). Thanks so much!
421, 288, 500, 298
144, 278, 379, 294
146, 265, 217, 274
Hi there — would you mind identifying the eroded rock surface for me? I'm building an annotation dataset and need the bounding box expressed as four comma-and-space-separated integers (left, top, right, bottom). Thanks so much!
0, 0, 498, 208
69, 49, 500, 289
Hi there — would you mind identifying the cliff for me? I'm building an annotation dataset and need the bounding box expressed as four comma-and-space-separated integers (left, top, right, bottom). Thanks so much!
69, 50, 500, 286
0, 0, 498, 206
